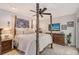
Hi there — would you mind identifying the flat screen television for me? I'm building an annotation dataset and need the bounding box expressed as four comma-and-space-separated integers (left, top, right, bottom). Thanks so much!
49, 23, 60, 31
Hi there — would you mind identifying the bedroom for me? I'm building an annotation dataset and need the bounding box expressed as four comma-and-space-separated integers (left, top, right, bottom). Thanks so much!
0, 3, 79, 55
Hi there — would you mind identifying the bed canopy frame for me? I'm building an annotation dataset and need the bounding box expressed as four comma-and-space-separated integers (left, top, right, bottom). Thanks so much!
13, 3, 53, 55
36, 3, 53, 55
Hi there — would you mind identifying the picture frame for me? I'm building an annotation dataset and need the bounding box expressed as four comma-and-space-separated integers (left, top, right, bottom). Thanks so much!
67, 21, 74, 27
16, 18, 29, 28
48, 23, 60, 31
61, 25, 67, 30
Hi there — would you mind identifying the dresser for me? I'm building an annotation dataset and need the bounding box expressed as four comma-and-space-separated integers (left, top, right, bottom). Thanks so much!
53, 33, 65, 45
0, 28, 3, 54
1, 40, 12, 54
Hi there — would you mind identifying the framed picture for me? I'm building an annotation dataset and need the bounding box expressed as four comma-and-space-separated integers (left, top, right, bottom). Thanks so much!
61, 25, 67, 30
49, 23, 60, 31
16, 18, 29, 28
77, 19, 79, 23
67, 21, 74, 27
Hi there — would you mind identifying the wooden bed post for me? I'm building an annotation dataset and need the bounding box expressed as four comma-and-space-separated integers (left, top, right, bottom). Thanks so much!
35, 3, 53, 54
36, 3, 39, 55
50, 15, 53, 48
13, 16, 17, 38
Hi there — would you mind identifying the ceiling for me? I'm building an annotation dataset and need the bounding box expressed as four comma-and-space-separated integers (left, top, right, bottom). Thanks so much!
0, 3, 79, 19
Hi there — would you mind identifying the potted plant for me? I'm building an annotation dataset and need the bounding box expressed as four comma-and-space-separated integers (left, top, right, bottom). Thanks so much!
66, 33, 72, 46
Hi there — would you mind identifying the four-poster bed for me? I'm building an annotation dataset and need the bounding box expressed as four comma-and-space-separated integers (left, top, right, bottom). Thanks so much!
13, 3, 53, 55
13, 16, 17, 38
0, 3, 53, 55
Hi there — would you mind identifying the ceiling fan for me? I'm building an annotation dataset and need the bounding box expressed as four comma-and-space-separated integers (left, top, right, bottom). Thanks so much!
30, 7, 51, 18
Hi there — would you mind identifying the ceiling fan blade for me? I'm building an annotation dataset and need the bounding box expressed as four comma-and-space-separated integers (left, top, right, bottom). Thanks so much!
42, 13, 51, 15
33, 14, 43, 18
33, 15, 36, 16
40, 14, 43, 17
41, 8, 47, 13
30, 10, 36, 13
39, 9, 42, 14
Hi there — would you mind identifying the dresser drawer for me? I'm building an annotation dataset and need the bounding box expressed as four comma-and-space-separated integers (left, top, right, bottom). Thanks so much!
1, 40, 12, 54
2, 45, 12, 52
53, 33, 65, 45
2, 40, 12, 47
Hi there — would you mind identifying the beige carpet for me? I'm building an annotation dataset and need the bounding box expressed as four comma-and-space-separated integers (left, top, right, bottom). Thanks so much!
3, 50, 21, 55
3, 44, 79, 55
41, 44, 79, 55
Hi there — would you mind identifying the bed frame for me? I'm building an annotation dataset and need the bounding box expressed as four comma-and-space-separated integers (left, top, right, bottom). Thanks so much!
36, 3, 53, 55
13, 3, 53, 55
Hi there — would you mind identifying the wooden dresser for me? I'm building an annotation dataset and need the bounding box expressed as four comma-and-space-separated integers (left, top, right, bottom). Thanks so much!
53, 33, 65, 45
1, 40, 12, 54
0, 28, 3, 54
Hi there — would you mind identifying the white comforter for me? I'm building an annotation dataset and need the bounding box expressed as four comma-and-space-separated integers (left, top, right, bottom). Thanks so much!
15, 33, 52, 55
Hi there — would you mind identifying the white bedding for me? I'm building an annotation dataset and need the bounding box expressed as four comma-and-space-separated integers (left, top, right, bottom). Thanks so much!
14, 33, 52, 55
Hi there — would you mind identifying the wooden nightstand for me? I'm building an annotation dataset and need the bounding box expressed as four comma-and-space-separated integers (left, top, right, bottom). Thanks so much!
0, 28, 3, 55
1, 40, 12, 54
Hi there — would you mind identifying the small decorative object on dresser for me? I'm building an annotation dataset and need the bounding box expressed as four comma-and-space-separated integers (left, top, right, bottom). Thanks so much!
4, 35, 9, 39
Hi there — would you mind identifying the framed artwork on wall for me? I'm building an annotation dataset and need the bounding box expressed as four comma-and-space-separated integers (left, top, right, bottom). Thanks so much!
77, 19, 79, 23
16, 18, 29, 28
61, 25, 67, 30
67, 21, 74, 27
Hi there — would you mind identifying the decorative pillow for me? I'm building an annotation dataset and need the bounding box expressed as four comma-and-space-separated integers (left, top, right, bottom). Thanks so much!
24, 28, 35, 34
16, 28, 35, 35
16, 28, 24, 35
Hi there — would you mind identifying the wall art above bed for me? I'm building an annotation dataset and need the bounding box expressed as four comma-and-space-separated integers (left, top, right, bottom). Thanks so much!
16, 18, 29, 28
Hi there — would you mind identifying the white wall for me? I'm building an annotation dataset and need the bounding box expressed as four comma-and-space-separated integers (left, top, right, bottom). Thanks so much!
0, 10, 32, 29
0, 10, 13, 28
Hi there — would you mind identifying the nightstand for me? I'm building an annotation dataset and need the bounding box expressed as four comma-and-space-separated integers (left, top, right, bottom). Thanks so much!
1, 40, 12, 54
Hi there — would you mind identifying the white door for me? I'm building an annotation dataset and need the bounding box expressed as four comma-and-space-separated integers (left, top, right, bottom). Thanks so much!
76, 19, 79, 48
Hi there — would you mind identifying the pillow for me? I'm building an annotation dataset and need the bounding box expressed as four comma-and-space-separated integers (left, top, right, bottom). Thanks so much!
16, 28, 35, 35
16, 28, 24, 35
24, 28, 35, 34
